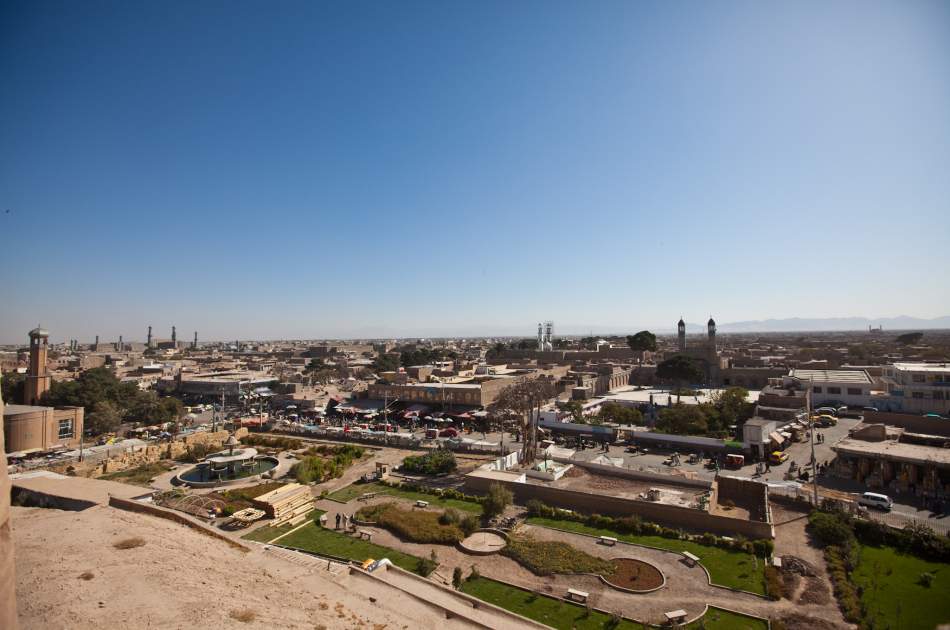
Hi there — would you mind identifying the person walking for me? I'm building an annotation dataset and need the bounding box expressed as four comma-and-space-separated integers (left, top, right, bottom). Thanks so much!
335, 513, 341, 530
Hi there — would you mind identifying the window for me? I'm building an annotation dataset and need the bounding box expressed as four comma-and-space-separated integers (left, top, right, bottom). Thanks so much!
847, 388, 862, 396
58, 419, 73, 439
812, 386, 823, 394
912, 392, 925, 399
913, 374, 926, 383
828, 387, 842, 395
934, 391, 945, 400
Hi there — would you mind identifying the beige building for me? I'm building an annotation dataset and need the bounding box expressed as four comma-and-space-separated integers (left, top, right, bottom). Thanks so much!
3, 404, 84, 454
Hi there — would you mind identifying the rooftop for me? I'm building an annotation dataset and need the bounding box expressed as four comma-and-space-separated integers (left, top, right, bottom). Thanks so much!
3, 404, 53, 416
891, 363, 950, 372
834, 438, 950, 466
789, 369, 872, 384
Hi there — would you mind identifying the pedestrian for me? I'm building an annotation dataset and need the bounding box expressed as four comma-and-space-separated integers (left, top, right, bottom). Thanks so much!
335, 513, 341, 530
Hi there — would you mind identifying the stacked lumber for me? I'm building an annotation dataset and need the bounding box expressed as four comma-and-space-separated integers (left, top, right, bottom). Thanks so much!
251, 483, 315, 526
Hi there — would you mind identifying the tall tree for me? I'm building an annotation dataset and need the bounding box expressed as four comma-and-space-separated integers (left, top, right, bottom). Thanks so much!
656, 355, 704, 401
626, 331, 657, 363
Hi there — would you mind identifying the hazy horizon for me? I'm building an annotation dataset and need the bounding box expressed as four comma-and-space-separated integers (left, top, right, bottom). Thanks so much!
3, 1, 949, 345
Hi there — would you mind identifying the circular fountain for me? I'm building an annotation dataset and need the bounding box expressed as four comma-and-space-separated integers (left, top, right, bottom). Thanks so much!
176, 434, 279, 487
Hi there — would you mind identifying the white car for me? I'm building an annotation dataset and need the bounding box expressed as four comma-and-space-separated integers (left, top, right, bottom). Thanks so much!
857, 492, 893, 511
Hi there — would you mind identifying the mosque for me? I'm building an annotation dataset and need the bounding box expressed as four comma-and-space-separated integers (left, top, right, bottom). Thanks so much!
673, 317, 722, 384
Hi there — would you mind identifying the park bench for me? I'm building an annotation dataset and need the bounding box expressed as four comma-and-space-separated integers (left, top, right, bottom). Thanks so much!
356, 530, 373, 541
565, 588, 589, 604
682, 551, 700, 567
414, 500, 429, 508
599, 536, 617, 546
359, 492, 378, 501
664, 609, 687, 624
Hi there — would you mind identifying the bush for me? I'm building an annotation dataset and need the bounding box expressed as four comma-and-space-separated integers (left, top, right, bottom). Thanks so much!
526, 499, 545, 517
415, 556, 437, 577
452, 567, 463, 590
825, 545, 863, 623
503, 536, 614, 577
460, 514, 479, 537
401, 449, 457, 475
808, 511, 855, 549
363, 502, 464, 544
753, 538, 774, 558
918, 571, 936, 588
764, 566, 785, 600
467, 565, 480, 582
482, 483, 513, 519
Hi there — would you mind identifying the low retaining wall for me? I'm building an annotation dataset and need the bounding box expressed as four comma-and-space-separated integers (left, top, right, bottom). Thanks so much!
11, 486, 98, 512
465, 476, 774, 539
572, 460, 712, 490
108, 495, 250, 552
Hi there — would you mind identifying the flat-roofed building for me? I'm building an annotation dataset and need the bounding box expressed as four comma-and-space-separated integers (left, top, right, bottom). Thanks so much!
789, 368, 872, 408
881, 363, 950, 415
3, 404, 84, 454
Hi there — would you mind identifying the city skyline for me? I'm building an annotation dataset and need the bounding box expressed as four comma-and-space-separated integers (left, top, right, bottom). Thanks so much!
3, 1, 949, 343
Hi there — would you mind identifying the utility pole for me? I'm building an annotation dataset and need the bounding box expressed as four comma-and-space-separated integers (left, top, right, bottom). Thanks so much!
807, 378, 819, 505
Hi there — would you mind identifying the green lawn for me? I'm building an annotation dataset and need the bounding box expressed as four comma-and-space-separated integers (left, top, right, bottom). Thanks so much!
526, 517, 766, 595
276, 520, 430, 574
460, 576, 767, 630
853, 544, 950, 630
241, 510, 324, 543
327, 482, 482, 513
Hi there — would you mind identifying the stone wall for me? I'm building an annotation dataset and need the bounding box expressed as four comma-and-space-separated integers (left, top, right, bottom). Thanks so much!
464, 474, 774, 539
863, 410, 950, 437
0, 377, 19, 629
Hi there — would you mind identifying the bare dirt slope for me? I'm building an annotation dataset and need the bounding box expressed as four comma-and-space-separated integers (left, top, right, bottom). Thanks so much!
12, 505, 472, 629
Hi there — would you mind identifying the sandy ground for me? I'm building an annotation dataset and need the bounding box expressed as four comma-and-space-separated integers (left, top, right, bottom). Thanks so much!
12, 504, 479, 630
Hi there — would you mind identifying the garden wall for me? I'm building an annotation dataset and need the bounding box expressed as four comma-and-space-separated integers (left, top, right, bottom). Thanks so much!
572, 460, 712, 490
465, 475, 773, 539
108, 495, 250, 551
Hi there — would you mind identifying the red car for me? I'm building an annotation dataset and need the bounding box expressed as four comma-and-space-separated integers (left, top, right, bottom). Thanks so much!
438, 427, 458, 438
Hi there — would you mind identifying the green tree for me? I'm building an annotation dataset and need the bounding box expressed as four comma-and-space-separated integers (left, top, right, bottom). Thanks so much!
896, 332, 924, 345
85, 400, 123, 435
626, 330, 657, 362
372, 353, 400, 372
482, 482, 513, 519
597, 402, 643, 425
656, 404, 708, 435
564, 400, 585, 422
1, 372, 25, 405
656, 355, 704, 400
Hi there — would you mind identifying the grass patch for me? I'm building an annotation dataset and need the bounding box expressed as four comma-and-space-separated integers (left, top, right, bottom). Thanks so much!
526, 516, 766, 595
113, 537, 146, 550
504, 536, 614, 576
356, 502, 470, 544
99, 461, 174, 486
852, 544, 950, 630
277, 521, 432, 575
460, 576, 766, 629
327, 481, 481, 513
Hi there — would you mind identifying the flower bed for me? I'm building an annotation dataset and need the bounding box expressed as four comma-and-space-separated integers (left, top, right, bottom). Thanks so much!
601, 558, 664, 592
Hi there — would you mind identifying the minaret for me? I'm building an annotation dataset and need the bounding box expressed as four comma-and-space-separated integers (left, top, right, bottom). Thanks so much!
147, 325, 153, 348
537, 323, 544, 351
118, 335, 123, 351
707, 317, 716, 352
193, 331, 198, 349
677, 318, 686, 353
172, 326, 177, 345
25, 326, 51, 405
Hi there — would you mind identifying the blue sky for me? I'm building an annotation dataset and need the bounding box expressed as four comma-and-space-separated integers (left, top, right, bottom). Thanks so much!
2, 0, 949, 343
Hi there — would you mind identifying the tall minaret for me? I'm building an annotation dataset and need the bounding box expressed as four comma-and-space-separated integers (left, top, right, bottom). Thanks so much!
172, 326, 177, 345
537, 323, 544, 351
25, 326, 51, 405
118, 335, 123, 351
147, 325, 153, 348
707, 317, 717, 351
677, 318, 686, 353
193, 331, 198, 349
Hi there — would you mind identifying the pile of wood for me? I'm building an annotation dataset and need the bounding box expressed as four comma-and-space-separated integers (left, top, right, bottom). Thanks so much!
251, 483, 314, 527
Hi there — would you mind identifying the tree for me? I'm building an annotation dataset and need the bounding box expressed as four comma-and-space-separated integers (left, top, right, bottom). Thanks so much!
482, 482, 512, 519
710, 387, 753, 427
656, 404, 708, 435
452, 566, 463, 590
656, 355, 704, 400
896, 332, 924, 345
85, 400, 122, 435
626, 331, 657, 363
490, 378, 557, 464
564, 400, 585, 422
372, 353, 400, 372
1, 372, 25, 405
597, 402, 643, 425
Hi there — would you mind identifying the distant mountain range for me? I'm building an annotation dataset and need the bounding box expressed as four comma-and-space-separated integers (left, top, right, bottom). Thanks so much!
686, 315, 950, 333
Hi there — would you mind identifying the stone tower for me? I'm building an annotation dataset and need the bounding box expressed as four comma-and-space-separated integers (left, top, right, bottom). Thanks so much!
25, 326, 51, 405
147, 325, 153, 348
172, 326, 177, 345
677, 318, 686, 353
193, 331, 198, 349
707, 317, 716, 352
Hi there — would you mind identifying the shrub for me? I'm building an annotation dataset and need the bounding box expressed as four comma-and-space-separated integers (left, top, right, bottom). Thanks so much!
503, 536, 614, 576
452, 567, 463, 590
825, 545, 862, 623
918, 571, 936, 588
764, 566, 785, 600
401, 449, 457, 475
482, 483, 513, 518
439, 508, 461, 525
753, 538, 774, 558
467, 565, 480, 581
366, 503, 464, 544
113, 537, 146, 550
460, 515, 479, 537
416, 556, 437, 576
808, 511, 855, 549
526, 499, 545, 516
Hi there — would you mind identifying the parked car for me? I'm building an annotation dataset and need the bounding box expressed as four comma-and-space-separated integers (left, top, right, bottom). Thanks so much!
769, 451, 789, 465
438, 427, 459, 438
815, 414, 837, 427
857, 492, 893, 511
815, 407, 838, 417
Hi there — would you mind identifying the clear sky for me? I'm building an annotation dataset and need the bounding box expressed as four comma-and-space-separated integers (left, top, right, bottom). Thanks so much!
2, 0, 949, 343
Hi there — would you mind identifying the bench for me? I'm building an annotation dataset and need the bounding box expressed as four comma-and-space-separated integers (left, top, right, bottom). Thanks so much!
664, 609, 687, 624
414, 500, 429, 508
565, 588, 589, 603
682, 552, 700, 567
356, 529, 373, 541
359, 492, 378, 501
599, 536, 617, 546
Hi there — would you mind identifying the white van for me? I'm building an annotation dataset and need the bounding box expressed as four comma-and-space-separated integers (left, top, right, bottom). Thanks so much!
858, 492, 893, 511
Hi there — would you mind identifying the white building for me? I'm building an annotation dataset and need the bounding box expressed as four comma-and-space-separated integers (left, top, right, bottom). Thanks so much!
881, 363, 950, 415
789, 369, 872, 408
